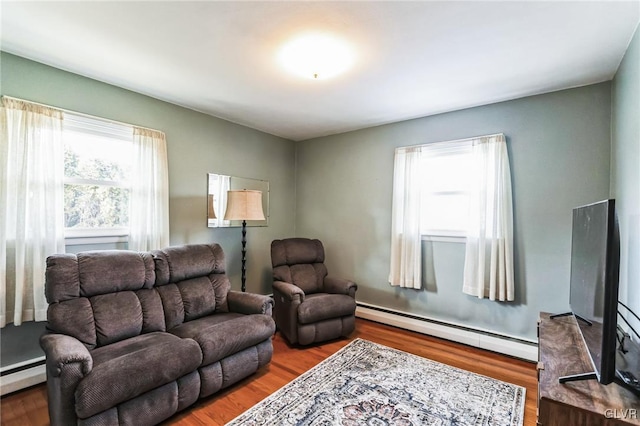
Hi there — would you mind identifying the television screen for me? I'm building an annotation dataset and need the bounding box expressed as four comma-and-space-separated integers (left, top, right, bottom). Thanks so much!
569, 199, 619, 384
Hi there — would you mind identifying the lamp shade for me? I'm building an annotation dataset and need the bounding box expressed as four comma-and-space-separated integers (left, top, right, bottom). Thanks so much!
224, 190, 265, 221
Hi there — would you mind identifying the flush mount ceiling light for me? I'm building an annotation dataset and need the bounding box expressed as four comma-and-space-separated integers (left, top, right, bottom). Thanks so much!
278, 33, 354, 80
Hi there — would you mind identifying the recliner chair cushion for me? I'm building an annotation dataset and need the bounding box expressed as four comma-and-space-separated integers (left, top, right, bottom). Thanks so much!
297, 293, 357, 325
272, 238, 327, 294
288, 263, 327, 294
75, 332, 202, 419
271, 238, 324, 266
169, 314, 275, 366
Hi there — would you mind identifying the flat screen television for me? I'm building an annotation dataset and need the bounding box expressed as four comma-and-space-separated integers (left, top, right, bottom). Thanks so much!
557, 199, 620, 384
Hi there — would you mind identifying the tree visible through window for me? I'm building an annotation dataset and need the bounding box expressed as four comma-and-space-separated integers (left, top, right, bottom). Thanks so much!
63, 115, 133, 236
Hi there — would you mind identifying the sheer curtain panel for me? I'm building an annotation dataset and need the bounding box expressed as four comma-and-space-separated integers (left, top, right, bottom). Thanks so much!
213, 174, 230, 227
128, 127, 170, 251
389, 146, 423, 289
462, 134, 515, 301
0, 97, 65, 327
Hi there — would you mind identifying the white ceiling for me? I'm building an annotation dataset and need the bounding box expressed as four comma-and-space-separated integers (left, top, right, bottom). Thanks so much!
2, 1, 639, 141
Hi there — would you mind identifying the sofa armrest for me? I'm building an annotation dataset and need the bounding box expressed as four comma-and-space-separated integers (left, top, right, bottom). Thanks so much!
40, 333, 93, 378
272, 280, 305, 303
324, 276, 357, 297
40, 333, 93, 426
228, 291, 274, 316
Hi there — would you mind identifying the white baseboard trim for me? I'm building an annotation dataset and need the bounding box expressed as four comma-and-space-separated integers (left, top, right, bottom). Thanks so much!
355, 304, 538, 362
1, 363, 46, 396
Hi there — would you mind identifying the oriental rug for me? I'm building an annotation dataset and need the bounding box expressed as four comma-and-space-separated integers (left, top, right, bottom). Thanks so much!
227, 338, 525, 426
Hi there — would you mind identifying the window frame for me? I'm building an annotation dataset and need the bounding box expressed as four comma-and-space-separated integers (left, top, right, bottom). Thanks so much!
62, 113, 133, 244
419, 139, 473, 239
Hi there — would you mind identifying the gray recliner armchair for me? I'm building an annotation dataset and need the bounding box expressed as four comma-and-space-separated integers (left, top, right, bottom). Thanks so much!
271, 238, 357, 345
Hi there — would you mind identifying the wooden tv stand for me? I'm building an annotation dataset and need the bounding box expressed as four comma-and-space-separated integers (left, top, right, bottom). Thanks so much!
537, 312, 639, 425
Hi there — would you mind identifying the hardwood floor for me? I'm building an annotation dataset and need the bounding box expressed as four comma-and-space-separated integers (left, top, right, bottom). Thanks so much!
1, 318, 538, 425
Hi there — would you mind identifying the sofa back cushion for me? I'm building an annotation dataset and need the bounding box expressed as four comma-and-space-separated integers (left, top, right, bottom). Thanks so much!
44, 244, 231, 347
45, 251, 162, 349
152, 244, 230, 329
271, 238, 327, 294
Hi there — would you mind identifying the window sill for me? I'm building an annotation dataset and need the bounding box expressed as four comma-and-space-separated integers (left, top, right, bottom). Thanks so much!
65, 229, 128, 246
65, 235, 128, 246
421, 234, 466, 243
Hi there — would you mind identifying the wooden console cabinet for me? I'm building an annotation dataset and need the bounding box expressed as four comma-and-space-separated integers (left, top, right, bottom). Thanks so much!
537, 312, 639, 425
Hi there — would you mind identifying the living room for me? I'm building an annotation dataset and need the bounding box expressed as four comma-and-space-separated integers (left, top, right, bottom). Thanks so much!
1, 1, 639, 425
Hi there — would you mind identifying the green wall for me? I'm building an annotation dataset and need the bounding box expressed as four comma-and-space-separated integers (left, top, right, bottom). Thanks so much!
295, 83, 613, 341
611, 24, 640, 324
0, 52, 297, 296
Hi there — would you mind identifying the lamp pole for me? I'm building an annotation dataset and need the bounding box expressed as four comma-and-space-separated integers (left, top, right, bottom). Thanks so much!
241, 219, 247, 292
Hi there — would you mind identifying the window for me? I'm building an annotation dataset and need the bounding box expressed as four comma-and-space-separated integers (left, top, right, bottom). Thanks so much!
420, 141, 472, 238
3, 95, 170, 328
63, 114, 133, 239
390, 133, 515, 300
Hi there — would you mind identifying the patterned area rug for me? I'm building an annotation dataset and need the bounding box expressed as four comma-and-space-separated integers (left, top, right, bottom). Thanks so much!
227, 338, 525, 426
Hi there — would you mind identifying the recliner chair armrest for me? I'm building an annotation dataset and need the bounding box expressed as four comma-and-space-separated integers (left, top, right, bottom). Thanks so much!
41, 333, 93, 426
272, 280, 305, 303
324, 276, 357, 297
228, 291, 274, 316
40, 333, 93, 378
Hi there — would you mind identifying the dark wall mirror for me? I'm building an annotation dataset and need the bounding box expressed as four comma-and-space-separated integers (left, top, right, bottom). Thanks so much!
207, 173, 269, 227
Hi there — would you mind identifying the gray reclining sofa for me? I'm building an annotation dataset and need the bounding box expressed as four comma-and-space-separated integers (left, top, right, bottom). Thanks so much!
40, 243, 275, 425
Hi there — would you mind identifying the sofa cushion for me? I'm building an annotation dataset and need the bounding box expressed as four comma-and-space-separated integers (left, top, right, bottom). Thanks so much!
177, 276, 216, 321
46, 297, 97, 349
136, 288, 166, 333
168, 312, 243, 336
297, 293, 356, 325
169, 314, 275, 366
45, 254, 80, 303
157, 284, 185, 329
153, 244, 230, 327
91, 292, 143, 346
45, 251, 155, 303
77, 251, 155, 297
152, 244, 225, 285
44, 251, 160, 349
75, 332, 202, 419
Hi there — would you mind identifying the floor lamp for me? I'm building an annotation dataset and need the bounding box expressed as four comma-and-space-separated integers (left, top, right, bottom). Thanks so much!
224, 190, 265, 292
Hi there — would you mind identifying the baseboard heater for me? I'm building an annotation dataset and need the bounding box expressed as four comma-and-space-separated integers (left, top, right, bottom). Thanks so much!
355, 302, 538, 362
0, 357, 46, 396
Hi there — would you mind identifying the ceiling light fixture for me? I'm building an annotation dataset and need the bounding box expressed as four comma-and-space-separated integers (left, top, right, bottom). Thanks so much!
278, 33, 354, 80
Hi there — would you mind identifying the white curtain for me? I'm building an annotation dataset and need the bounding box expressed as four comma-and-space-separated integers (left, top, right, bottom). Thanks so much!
128, 127, 170, 251
389, 146, 423, 289
462, 134, 514, 301
211, 174, 230, 227
0, 97, 65, 327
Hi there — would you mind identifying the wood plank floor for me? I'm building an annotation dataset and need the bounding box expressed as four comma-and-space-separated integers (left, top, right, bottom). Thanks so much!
1, 318, 538, 425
